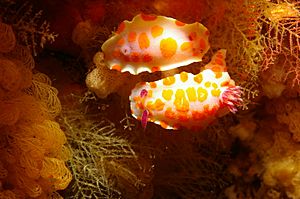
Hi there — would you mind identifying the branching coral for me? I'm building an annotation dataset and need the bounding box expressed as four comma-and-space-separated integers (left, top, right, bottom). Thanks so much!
207, 0, 267, 108
59, 101, 152, 199
261, 1, 300, 87
0, 21, 71, 198
207, 0, 299, 106
0, 1, 58, 56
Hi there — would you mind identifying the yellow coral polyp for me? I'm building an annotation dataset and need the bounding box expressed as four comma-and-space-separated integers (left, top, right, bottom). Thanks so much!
0, 21, 70, 198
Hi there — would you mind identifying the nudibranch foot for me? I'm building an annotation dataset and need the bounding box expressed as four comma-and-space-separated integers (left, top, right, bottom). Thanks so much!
222, 86, 243, 113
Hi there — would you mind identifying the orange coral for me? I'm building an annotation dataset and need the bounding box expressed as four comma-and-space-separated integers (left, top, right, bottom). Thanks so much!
0, 22, 71, 198
86, 52, 141, 98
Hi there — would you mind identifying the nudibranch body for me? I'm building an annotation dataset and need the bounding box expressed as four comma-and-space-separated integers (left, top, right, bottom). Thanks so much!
129, 50, 243, 131
101, 13, 210, 74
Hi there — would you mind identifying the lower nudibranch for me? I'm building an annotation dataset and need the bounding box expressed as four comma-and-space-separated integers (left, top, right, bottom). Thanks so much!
101, 13, 210, 74
129, 49, 243, 131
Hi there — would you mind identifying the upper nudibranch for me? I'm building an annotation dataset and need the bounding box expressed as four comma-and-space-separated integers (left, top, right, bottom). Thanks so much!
129, 49, 243, 131
101, 13, 210, 75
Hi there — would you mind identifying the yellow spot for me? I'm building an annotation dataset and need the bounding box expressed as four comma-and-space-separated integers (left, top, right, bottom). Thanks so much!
194, 73, 203, 84
151, 25, 163, 38
138, 32, 150, 49
174, 89, 190, 112
197, 87, 208, 102
163, 76, 176, 86
180, 72, 188, 82
153, 98, 165, 111
160, 38, 177, 58
162, 89, 173, 101
211, 89, 221, 97
204, 81, 211, 88
180, 42, 191, 51
146, 101, 154, 110
165, 107, 176, 119
128, 31, 137, 42
212, 83, 218, 88
149, 82, 157, 88
147, 90, 153, 98
186, 87, 197, 101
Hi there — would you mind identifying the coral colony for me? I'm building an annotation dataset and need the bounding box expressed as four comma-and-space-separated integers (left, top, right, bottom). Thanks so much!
2, 0, 300, 198
100, 14, 242, 130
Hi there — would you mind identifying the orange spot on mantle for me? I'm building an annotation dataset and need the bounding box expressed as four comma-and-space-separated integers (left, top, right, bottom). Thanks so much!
141, 13, 157, 21
138, 32, 150, 49
111, 64, 122, 71
151, 66, 160, 72
151, 25, 163, 38
128, 31, 137, 42
143, 54, 153, 62
116, 22, 125, 34
175, 20, 186, 26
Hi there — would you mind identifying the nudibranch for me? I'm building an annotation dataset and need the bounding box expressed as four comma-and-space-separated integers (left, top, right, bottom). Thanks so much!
101, 13, 210, 74
129, 49, 243, 131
